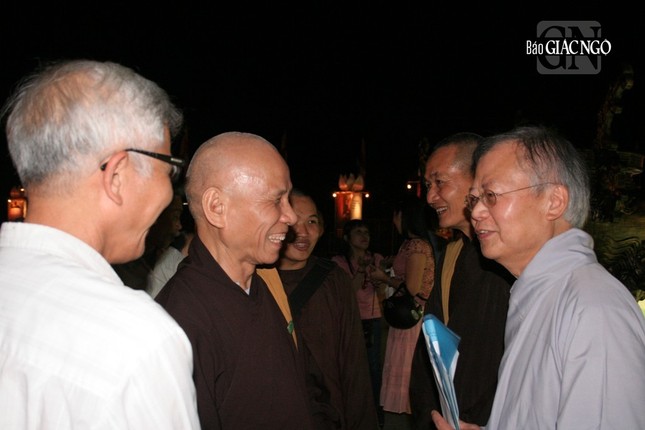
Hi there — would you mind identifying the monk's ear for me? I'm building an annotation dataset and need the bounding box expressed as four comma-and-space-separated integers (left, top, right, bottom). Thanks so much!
202, 187, 226, 228
100, 151, 128, 205
545, 184, 568, 221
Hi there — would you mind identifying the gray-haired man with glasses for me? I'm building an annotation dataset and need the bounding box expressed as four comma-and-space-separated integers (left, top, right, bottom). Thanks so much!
432, 125, 645, 429
0, 60, 199, 429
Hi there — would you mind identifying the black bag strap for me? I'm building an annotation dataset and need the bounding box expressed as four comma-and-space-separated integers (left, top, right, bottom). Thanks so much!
288, 258, 335, 317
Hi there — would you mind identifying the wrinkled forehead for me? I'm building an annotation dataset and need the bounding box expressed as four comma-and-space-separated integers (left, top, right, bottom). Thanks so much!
474, 142, 526, 187
234, 174, 292, 203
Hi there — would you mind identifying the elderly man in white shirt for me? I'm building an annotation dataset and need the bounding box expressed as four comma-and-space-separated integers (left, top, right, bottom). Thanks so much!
0, 60, 200, 429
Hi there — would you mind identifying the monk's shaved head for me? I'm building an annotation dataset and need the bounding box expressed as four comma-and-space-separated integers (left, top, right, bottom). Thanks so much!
185, 131, 284, 221
183, 130, 296, 277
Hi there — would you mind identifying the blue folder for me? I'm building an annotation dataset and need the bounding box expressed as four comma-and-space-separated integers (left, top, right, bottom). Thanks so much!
421, 314, 461, 429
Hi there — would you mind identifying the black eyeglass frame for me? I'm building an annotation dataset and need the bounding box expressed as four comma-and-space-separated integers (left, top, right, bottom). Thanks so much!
100, 148, 186, 181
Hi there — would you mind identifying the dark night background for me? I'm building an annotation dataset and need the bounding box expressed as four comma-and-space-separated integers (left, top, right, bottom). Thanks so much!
1, 5, 643, 253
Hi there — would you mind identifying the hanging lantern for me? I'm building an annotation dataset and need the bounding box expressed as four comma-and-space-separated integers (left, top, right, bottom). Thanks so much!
333, 174, 369, 237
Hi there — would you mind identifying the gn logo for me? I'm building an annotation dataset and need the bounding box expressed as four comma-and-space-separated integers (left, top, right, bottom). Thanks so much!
526, 21, 612, 75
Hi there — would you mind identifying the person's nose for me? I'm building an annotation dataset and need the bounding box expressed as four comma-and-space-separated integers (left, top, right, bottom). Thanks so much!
469, 198, 487, 223
292, 221, 307, 236
282, 202, 298, 226
426, 185, 439, 206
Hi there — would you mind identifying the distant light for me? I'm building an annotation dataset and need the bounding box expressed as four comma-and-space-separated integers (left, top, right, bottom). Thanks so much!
364, 193, 370, 198
406, 183, 412, 190
332, 192, 337, 198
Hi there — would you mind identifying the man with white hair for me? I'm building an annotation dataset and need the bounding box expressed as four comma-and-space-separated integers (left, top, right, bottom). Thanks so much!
0, 60, 199, 429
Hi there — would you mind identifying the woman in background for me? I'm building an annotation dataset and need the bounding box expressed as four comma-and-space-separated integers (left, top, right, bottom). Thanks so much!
371, 196, 435, 425
332, 219, 385, 427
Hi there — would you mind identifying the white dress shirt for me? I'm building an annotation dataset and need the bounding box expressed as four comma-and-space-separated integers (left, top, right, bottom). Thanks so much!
0, 222, 200, 429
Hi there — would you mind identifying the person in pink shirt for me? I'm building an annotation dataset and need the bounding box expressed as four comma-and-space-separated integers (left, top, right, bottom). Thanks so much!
332, 219, 385, 427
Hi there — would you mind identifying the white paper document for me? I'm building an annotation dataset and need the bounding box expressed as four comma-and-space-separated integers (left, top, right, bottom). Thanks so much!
421, 314, 461, 430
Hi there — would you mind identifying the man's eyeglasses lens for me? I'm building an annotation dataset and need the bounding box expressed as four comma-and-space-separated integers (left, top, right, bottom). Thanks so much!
465, 183, 558, 211
465, 191, 498, 211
